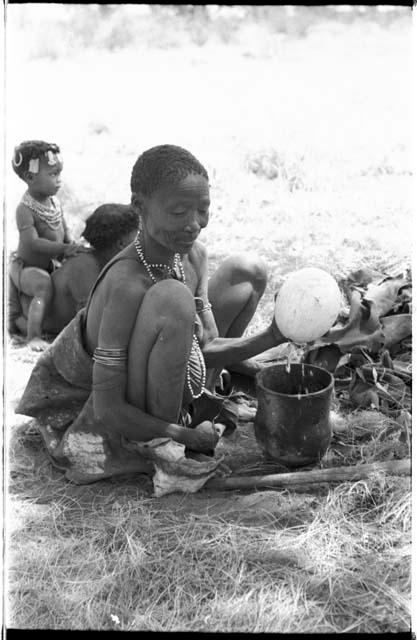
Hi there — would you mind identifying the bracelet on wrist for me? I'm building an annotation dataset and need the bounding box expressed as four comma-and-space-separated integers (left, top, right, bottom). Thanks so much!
194, 297, 212, 314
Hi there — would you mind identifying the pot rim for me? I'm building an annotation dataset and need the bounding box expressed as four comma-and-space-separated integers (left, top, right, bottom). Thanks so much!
255, 362, 334, 398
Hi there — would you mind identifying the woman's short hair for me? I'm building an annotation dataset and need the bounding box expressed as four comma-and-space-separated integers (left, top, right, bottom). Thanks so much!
82, 204, 139, 250
130, 144, 208, 197
12, 140, 61, 178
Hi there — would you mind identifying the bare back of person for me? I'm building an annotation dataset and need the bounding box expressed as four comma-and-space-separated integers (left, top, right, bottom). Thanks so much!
16, 246, 134, 337
44, 251, 101, 334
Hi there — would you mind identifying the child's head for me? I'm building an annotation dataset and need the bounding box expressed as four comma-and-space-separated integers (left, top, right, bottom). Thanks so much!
82, 204, 139, 252
12, 140, 63, 197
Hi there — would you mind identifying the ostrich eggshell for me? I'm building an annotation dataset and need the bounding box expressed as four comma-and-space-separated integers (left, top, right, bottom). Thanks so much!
274, 267, 342, 343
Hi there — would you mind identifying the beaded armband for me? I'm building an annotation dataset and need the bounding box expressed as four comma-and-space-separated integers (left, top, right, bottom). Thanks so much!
194, 297, 212, 314
93, 347, 128, 367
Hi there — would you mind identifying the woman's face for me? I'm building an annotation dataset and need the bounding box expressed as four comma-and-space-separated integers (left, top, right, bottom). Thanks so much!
136, 174, 210, 254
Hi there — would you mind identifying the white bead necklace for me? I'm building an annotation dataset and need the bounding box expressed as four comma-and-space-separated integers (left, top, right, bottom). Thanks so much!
21, 191, 63, 230
134, 232, 181, 282
133, 231, 206, 399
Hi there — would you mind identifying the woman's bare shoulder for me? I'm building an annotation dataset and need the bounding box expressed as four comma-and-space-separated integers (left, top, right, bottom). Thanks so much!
102, 257, 147, 298
86, 259, 148, 344
187, 241, 208, 269
192, 240, 208, 257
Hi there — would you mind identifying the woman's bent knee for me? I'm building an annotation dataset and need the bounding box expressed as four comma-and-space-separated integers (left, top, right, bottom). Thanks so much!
141, 279, 195, 323
224, 254, 268, 293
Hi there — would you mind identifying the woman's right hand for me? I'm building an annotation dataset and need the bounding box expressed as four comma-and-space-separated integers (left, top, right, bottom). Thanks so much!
189, 420, 221, 453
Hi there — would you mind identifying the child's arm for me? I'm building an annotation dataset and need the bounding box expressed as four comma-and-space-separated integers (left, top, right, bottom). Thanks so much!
16, 204, 84, 258
62, 216, 72, 244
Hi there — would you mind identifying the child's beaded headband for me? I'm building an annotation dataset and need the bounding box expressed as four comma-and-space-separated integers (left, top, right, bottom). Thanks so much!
12, 148, 62, 174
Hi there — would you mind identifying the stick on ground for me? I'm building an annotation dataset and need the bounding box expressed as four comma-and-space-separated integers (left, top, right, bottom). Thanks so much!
206, 458, 410, 491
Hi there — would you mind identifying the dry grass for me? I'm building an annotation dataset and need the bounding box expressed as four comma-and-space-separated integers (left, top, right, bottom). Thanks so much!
321, 410, 412, 469
6, 407, 411, 631
4, 5, 412, 633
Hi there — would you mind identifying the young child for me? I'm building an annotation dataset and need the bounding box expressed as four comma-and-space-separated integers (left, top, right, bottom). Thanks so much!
9, 140, 86, 350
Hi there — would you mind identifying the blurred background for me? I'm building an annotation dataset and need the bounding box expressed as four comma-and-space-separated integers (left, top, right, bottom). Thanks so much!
5, 4, 413, 324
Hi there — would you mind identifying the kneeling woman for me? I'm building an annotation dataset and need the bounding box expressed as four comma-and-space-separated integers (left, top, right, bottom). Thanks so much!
17, 145, 287, 485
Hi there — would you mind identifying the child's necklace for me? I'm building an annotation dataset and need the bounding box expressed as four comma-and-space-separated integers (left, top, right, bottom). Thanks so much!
22, 192, 63, 230
133, 231, 206, 399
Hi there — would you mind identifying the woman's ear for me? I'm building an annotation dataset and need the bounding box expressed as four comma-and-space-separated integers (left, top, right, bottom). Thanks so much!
131, 192, 145, 216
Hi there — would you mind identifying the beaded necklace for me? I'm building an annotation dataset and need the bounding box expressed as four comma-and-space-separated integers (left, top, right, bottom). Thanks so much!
134, 232, 182, 281
133, 231, 206, 399
21, 191, 63, 230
